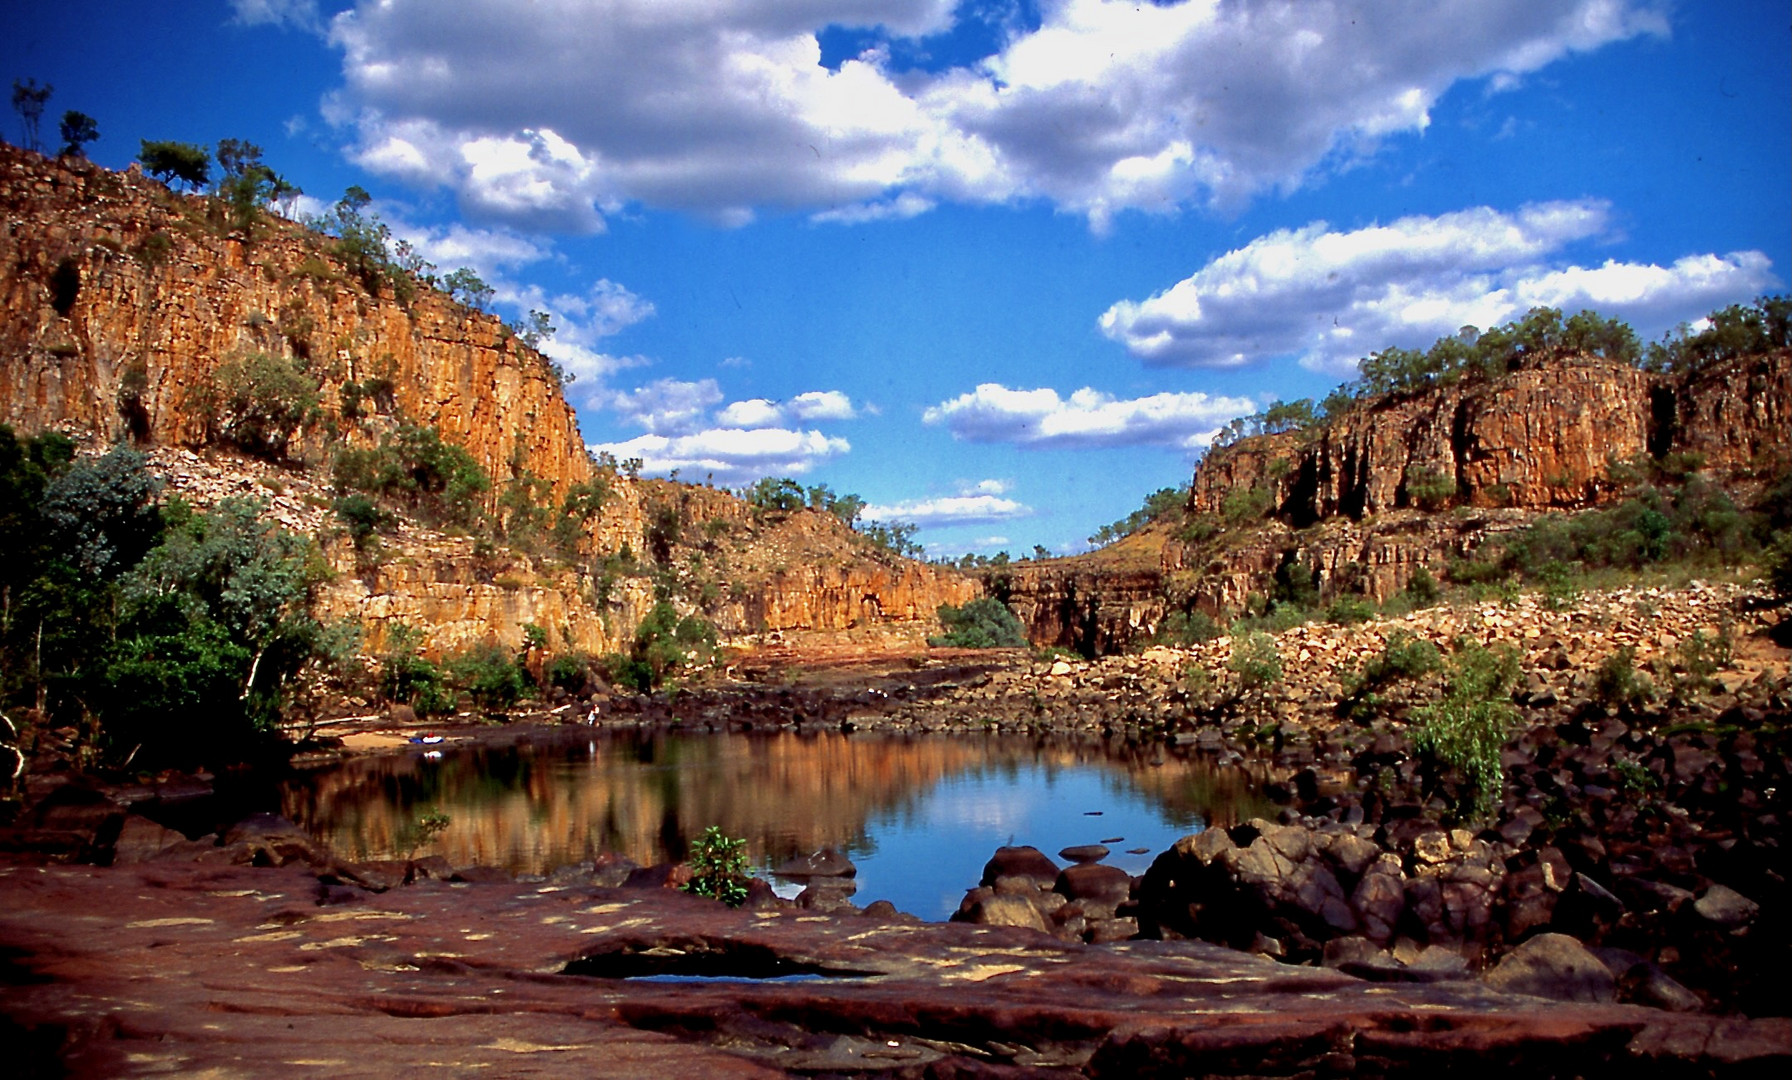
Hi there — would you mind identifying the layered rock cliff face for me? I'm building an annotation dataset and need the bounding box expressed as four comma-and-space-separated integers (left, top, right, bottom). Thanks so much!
1003, 351, 1791, 654
0, 147, 973, 657
0, 147, 590, 497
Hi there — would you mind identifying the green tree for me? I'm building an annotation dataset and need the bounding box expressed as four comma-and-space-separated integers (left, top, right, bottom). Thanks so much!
1412, 641, 1520, 821
214, 137, 278, 235
10, 78, 51, 152
443, 267, 494, 311
929, 598, 1027, 648
57, 110, 98, 159
138, 139, 211, 191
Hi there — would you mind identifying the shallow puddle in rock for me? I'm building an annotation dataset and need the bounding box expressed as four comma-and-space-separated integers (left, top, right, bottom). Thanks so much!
284, 729, 1276, 919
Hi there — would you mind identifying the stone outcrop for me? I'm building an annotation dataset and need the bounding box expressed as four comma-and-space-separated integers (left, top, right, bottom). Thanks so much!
1007, 350, 1789, 653
1190, 354, 1791, 522
0, 145, 589, 498
3, 857, 1785, 1077
0, 146, 976, 660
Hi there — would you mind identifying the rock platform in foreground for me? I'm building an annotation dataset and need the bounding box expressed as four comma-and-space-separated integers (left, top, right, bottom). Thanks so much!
1, 862, 1786, 1077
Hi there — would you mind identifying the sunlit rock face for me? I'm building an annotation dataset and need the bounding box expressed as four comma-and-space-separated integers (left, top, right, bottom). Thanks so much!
0, 146, 977, 655
1002, 349, 1789, 653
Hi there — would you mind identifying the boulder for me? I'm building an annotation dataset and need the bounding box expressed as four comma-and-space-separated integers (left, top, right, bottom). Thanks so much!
773, 847, 857, 878
980, 845, 1059, 886
1484, 933, 1616, 1003
1058, 844, 1110, 864
1691, 884, 1758, 930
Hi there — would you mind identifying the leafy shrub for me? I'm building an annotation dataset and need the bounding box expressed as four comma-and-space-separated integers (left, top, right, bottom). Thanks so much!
858, 519, 923, 559
1227, 631, 1283, 696
1412, 641, 1520, 822
1222, 483, 1275, 526
189, 350, 320, 459
683, 826, 751, 907
379, 625, 455, 716
1405, 466, 1456, 511
332, 423, 491, 528
448, 642, 527, 712
1338, 630, 1441, 722
930, 598, 1027, 648
547, 653, 591, 694
602, 602, 718, 691
1592, 646, 1655, 715
1325, 595, 1376, 625
333, 493, 387, 548
1156, 609, 1221, 645
1404, 565, 1441, 605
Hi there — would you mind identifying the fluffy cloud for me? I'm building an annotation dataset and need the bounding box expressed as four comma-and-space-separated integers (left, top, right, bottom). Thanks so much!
588, 428, 850, 485
860, 493, 1031, 527
714, 390, 858, 427
924, 384, 1256, 453
319, 0, 1665, 228
597, 379, 861, 480
1100, 202, 1778, 373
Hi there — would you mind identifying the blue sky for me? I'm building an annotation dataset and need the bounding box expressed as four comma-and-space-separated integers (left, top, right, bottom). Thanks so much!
6, 1, 1787, 557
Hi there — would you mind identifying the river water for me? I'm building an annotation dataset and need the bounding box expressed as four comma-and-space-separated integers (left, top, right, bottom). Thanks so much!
282, 728, 1277, 920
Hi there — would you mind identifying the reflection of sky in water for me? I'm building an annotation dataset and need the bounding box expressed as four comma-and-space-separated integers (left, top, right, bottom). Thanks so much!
838, 767, 1211, 919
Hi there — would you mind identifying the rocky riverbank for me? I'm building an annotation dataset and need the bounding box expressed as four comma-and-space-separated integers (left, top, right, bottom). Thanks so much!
2, 824, 1788, 1078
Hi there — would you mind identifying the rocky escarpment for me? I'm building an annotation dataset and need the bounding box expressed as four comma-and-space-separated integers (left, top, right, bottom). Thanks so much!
0, 146, 589, 497
0, 145, 974, 660
1002, 350, 1790, 654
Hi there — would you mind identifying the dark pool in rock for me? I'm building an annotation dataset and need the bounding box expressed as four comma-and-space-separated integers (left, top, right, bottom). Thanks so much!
282, 729, 1277, 919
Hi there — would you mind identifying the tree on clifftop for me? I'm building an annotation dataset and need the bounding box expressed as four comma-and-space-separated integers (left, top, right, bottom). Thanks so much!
10, 78, 52, 152
138, 139, 211, 191
57, 111, 98, 159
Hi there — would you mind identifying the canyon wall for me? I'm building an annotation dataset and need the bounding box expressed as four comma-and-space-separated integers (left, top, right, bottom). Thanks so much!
1004, 352, 1791, 654
0, 147, 972, 658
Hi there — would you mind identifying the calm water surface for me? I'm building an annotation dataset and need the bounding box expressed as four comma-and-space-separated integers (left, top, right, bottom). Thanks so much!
283, 729, 1276, 919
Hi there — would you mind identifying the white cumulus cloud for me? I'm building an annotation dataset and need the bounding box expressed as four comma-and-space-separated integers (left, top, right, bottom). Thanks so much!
924, 384, 1257, 453
1101, 204, 1778, 374
318, 0, 1666, 228
860, 494, 1032, 528
588, 427, 850, 485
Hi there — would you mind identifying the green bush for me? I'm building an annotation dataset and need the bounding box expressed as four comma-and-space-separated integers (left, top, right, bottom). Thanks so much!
448, 643, 527, 712
333, 493, 387, 548
379, 625, 455, 716
332, 423, 491, 529
1339, 630, 1441, 722
682, 825, 751, 907
1156, 609, 1221, 645
1404, 566, 1441, 606
190, 350, 320, 460
1592, 646, 1654, 715
1405, 466, 1456, 511
929, 598, 1027, 648
1227, 631, 1283, 695
1412, 641, 1520, 822
547, 653, 591, 694
1325, 595, 1376, 625
1222, 483, 1275, 526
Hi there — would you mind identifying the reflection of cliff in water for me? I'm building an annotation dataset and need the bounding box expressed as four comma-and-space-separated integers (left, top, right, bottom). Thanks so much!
282, 730, 1275, 874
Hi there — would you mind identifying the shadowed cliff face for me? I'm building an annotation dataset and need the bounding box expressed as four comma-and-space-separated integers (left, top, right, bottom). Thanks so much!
0, 146, 976, 657
1001, 351, 1790, 654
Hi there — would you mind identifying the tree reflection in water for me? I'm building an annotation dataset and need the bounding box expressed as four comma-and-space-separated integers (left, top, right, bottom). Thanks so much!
282, 730, 1276, 919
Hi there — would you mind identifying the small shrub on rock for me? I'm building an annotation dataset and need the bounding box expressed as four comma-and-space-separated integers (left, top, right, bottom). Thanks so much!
1592, 646, 1655, 715
1412, 640, 1520, 822
683, 825, 751, 907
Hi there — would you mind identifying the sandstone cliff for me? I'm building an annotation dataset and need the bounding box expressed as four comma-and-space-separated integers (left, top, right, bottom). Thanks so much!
0, 146, 974, 660
1003, 351, 1791, 654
